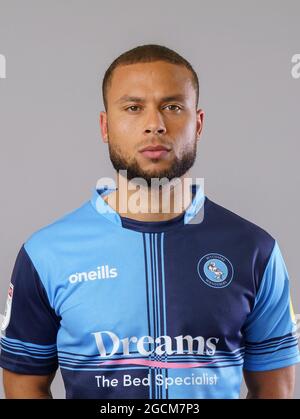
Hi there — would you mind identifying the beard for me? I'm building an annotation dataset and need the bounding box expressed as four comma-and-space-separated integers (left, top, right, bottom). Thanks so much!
107, 139, 197, 187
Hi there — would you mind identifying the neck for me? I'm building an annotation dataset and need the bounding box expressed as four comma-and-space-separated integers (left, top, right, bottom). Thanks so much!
103, 172, 194, 222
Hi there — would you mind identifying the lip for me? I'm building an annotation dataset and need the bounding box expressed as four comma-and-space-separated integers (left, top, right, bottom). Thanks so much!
140, 149, 170, 159
139, 144, 171, 159
140, 144, 171, 152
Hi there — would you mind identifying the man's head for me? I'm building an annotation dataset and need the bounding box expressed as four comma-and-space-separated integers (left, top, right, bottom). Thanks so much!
100, 44, 204, 187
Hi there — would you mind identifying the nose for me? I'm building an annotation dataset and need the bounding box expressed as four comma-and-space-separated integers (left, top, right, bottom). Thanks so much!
144, 109, 167, 136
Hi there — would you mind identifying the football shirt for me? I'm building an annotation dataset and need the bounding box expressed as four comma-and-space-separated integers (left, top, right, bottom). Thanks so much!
0, 183, 299, 399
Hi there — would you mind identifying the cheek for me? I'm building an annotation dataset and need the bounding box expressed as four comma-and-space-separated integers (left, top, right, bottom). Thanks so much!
110, 116, 140, 140
175, 121, 197, 145
107, 119, 129, 141
172, 113, 196, 133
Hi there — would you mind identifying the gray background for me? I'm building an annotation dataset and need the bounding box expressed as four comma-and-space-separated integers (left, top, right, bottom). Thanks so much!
0, 0, 299, 399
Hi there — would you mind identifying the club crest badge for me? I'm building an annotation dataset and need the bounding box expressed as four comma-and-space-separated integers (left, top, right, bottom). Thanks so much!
197, 253, 234, 288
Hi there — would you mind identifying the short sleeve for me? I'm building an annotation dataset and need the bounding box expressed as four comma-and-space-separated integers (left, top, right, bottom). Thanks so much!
243, 241, 300, 371
0, 245, 60, 375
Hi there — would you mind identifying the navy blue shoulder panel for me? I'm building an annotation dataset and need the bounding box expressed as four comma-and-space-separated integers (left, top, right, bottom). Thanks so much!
5, 244, 61, 344
203, 197, 276, 293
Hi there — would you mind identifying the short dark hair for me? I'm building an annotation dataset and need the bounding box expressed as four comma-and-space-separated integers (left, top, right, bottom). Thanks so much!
102, 44, 199, 111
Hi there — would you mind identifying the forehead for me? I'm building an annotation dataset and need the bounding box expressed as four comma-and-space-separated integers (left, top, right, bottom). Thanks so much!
108, 61, 195, 100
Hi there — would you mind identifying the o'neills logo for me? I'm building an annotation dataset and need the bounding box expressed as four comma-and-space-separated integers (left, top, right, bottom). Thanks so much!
69, 265, 118, 284
92, 331, 219, 368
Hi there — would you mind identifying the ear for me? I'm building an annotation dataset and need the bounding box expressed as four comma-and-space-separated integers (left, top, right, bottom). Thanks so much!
196, 109, 204, 140
99, 111, 109, 143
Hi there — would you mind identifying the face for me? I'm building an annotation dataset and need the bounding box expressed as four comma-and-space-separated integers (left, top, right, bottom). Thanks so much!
100, 61, 204, 187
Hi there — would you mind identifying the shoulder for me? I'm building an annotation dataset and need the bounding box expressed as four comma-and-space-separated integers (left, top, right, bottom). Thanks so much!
204, 197, 276, 283
205, 196, 275, 249
23, 200, 96, 270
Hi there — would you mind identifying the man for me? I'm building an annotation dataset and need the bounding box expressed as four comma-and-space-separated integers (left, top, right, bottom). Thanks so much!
1, 44, 299, 399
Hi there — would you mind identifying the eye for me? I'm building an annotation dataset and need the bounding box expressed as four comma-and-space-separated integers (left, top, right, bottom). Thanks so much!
165, 105, 182, 111
125, 105, 141, 112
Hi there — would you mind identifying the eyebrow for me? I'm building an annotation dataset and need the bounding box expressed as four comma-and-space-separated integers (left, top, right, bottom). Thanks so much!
115, 94, 187, 104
